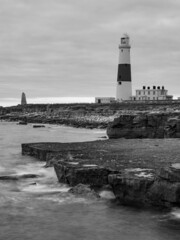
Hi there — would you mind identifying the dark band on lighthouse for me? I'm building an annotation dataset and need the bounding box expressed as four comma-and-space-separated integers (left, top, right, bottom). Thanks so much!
117, 64, 131, 83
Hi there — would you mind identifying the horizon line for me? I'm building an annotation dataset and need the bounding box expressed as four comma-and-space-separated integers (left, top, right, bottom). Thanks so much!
0, 97, 99, 107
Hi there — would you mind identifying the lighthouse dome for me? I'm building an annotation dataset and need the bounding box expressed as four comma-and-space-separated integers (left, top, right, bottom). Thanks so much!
120, 34, 130, 46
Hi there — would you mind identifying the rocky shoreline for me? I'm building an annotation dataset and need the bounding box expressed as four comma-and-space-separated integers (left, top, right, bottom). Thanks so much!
3, 102, 180, 208
22, 139, 180, 209
2, 101, 180, 130
0, 103, 117, 129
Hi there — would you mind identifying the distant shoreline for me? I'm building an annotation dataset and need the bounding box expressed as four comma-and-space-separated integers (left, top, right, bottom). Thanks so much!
1, 101, 180, 129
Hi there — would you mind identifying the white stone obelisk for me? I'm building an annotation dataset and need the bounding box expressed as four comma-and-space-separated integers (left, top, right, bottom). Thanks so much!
116, 34, 132, 101
21, 92, 27, 105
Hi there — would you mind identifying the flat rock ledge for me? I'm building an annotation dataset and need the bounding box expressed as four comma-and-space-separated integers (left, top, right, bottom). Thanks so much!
22, 140, 180, 208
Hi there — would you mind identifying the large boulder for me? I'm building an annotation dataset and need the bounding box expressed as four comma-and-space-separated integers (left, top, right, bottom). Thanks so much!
109, 165, 180, 208
147, 181, 180, 207
158, 164, 180, 182
164, 117, 180, 138
68, 184, 100, 199
54, 160, 117, 187
108, 168, 155, 206
148, 164, 180, 206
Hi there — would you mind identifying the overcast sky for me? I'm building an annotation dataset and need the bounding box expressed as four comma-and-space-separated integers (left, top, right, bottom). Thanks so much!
0, 0, 180, 105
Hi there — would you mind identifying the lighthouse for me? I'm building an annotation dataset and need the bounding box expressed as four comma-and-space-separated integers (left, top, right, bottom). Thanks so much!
116, 34, 132, 101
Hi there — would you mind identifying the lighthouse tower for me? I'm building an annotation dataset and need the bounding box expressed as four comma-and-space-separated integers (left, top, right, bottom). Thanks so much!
116, 34, 132, 101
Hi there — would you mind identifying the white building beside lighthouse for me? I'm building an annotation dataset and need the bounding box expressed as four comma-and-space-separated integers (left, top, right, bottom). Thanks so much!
116, 34, 132, 101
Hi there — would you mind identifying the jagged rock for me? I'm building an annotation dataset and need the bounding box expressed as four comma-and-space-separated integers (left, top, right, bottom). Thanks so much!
107, 113, 180, 139
18, 121, 27, 125
109, 166, 180, 208
164, 118, 180, 137
54, 161, 116, 187
158, 164, 180, 182
0, 173, 39, 181
68, 184, 100, 199
33, 125, 45, 128
147, 180, 180, 207
29, 182, 37, 185
98, 186, 116, 199
43, 158, 57, 168
108, 169, 155, 206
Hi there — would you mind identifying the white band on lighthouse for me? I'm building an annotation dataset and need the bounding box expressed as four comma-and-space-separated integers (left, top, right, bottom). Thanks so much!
116, 34, 132, 101
118, 47, 130, 64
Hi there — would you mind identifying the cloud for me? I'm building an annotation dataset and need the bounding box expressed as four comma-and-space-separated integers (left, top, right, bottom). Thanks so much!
0, 0, 179, 99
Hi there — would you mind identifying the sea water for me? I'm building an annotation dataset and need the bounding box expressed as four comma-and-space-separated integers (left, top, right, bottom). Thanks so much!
0, 122, 179, 240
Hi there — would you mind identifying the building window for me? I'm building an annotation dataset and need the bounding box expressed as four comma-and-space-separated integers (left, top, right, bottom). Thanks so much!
143, 91, 145, 95
148, 91, 150, 95
153, 91, 155, 95
153, 97, 155, 100
121, 49, 123, 52
139, 97, 141, 100
139, 91, 141, 95
119, 82, 121, 85
148, 97, 150, 100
